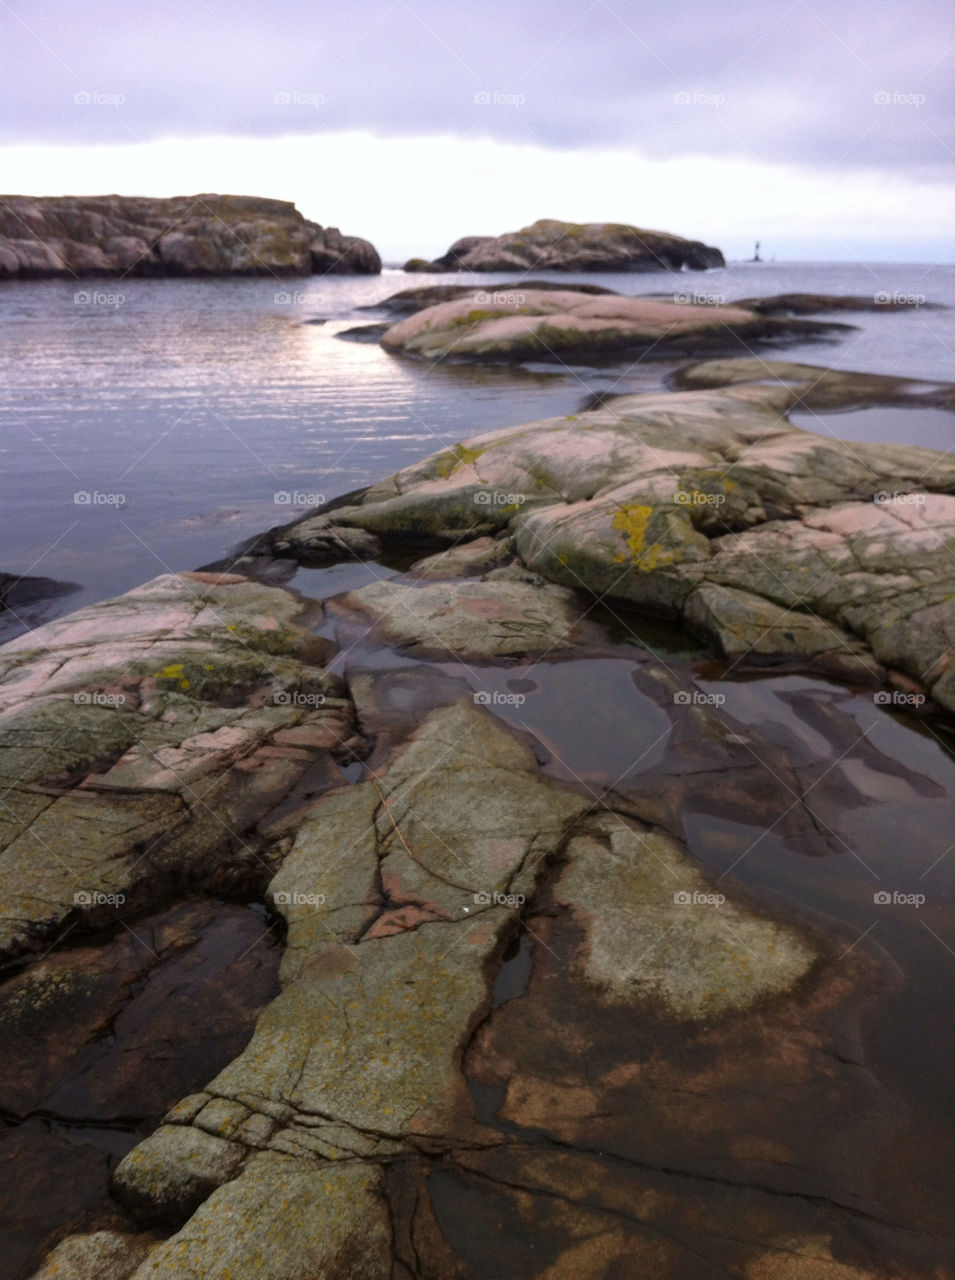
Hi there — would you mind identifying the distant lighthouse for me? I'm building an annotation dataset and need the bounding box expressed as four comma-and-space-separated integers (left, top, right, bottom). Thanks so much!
752, 241, 762, 262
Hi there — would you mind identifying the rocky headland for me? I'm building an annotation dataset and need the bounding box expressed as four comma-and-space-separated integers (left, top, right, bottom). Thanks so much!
3, 345, 954, 1277
0, 195, 381, 277
404, 218, 725, 273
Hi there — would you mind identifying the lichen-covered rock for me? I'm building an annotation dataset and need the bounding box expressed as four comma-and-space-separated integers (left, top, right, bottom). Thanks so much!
380, 288, 849, 363
127, 1155, 391, 1280
272, 374, 955, 705
105, 694, 878, 1277
108, 703, 590, 1268
0, 572, 362, 960
112, 1125, 248, 1224
556, 814, 818, 1019
684, 582, 881, 681
409, 535, 515, 578
327, 576, 587, 658
404, 219, 725, 273
0, 195, 380, 277
27, 1230, 155, 1280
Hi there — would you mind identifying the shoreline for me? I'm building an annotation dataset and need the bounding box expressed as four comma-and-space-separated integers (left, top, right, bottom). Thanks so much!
2, 339, 954, 1277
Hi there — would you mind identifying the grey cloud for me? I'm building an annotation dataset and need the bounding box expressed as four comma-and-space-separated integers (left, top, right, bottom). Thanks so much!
0, 0, 950, 174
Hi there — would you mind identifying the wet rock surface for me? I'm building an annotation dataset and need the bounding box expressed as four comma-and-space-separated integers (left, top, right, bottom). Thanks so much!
0, 900, 281, 1279
5, 360, 955, 1277
0, 194, 381, 278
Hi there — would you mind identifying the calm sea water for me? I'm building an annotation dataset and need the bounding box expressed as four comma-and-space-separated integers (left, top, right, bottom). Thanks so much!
1, 261, 952, 638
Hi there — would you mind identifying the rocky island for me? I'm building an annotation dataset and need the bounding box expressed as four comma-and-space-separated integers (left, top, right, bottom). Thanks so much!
2, 338, 954, 1277
404, 218, 725, 273
376, 286, 852, 363
0, 194, 381, 277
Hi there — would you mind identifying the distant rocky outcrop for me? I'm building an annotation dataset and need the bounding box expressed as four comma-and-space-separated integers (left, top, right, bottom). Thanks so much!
404, 219, 724, 273
0, 194, 381, 277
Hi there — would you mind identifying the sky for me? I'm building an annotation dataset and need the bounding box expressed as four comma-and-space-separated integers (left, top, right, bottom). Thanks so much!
1, 0, 952, 263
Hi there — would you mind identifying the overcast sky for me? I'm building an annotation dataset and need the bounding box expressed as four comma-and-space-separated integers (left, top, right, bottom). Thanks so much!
1, 0, 952, 261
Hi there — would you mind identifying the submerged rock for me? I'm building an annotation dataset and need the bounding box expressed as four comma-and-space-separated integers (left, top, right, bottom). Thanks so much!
671, 355, 955, 409
380, 288, 851, 363
0, 194, 381, 277
731, 291, 945, 314
2, 900, 279, 1279
404, 219, 725, 272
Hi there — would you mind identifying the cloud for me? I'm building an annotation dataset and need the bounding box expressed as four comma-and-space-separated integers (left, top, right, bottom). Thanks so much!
1, 0, 951, 174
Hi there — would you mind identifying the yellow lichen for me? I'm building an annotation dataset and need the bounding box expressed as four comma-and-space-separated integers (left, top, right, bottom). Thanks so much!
156, 662, 191, 690
611, 503, 671, 571
435, 443, 485, 479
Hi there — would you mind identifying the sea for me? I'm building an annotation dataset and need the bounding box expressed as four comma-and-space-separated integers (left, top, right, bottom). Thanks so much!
0, 260, 952, 638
